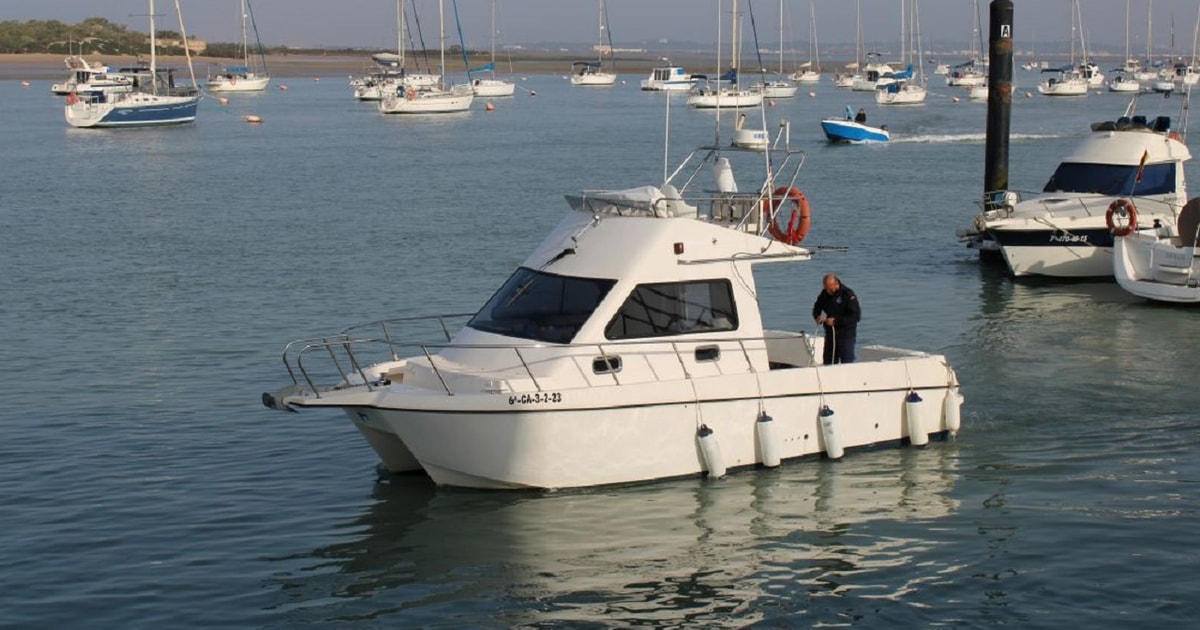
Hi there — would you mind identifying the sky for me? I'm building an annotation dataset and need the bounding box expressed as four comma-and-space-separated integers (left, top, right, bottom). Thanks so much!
5, 1, 1200, 55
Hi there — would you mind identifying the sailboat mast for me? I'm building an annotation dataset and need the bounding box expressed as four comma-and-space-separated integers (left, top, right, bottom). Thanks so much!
397, 0, 404, 63
149, 0, 157, 93
491, 0, 497, 68
1125, 0, 1131, 62
439, 0, 445, 89
855, 0, 863, 69
240, 0, 249, 66
778, 0, 784, 75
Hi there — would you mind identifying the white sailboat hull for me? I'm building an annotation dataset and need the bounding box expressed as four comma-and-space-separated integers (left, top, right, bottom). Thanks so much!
379, 85, 474, 114
1038, 78, 1088, 96
472, 78, 515, 96
791, 70, 820, 83
206, 74, 270, 92
571, 72, 617, 86
758, 81, 798, 98
687, 90, 764, 108
875, 84, 927, 105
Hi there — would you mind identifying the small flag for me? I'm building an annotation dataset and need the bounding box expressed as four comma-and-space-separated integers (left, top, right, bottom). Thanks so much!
1135, 149, 1149, 184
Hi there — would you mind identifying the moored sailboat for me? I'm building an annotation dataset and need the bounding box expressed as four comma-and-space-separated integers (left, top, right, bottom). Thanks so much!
64, 0, 201, 128
206, 0, 270, 92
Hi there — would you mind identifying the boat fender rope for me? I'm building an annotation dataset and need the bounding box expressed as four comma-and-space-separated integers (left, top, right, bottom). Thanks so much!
1106, 198, 1138, 236
761, 186, 812, 245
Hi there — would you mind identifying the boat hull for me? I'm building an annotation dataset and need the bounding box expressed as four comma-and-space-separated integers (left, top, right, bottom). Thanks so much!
571, 73, 617, 86
379, 88, 475, 114
65, 94, 200, 128
875, 85, 927, 105
207, 75, 270, 92
820, 119, 889, 144
993, 231, 1114, 277
304, 354, 961, 489
687, 91, 764, 108
1114, 231, 1200, 302
472, 79, 516, 97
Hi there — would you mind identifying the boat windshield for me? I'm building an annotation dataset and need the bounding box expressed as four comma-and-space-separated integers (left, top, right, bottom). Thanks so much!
467, 267, 616, 344
1042, 162, 1175, 196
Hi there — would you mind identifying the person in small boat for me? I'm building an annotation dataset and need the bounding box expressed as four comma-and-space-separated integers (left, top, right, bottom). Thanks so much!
812, 273, 860, 365
854, 108, 867, 124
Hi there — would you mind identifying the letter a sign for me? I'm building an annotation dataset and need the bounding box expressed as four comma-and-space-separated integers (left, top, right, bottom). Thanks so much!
1000, 25, 1011, 39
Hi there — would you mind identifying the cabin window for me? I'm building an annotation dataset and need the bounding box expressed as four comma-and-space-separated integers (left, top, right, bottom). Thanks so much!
468, 268, 615, 344
604, 280, 738, 340
1042, 162, 1176, 196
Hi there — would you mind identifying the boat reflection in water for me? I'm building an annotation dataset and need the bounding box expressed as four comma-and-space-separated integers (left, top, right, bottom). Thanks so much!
267, 446, 962, 626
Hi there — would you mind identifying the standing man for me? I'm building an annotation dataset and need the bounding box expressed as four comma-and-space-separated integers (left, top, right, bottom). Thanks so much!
812, 274, 861, 364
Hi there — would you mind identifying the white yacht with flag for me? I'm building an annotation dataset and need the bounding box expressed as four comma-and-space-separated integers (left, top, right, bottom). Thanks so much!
963, 99, 1190, 277
262, 121, 963, 490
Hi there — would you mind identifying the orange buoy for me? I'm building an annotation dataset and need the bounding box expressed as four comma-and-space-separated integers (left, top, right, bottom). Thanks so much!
217, 97, 229, 106
244, 114, 263, 124
485, 101, 495, 111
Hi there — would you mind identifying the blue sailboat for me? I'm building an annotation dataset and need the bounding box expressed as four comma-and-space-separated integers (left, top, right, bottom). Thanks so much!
64, 0, 200, 128
819, 106, 890, 144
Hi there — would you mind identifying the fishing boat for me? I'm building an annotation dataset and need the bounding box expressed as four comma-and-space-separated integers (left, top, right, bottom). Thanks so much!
1113, 198, 1200, 303
206, 0, 270, 92
570, 0, 617, 86
64, 0, 200, 128
640, 62, 698, 91
379, 0, 473, 114
262, 128, 963, 490
962, 104, 1190, 277
51, 56, 133, 95
469, 0, 515, 97
820, 106, 889, 144
790, 0, 821, 83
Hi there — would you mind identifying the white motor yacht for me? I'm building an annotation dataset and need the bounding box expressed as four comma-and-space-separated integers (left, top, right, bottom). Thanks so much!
963, 108, 1190, 278
264, 139, 963, 490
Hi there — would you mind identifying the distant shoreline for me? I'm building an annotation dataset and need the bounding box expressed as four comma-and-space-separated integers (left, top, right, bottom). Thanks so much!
1, 52, 724, 81
0, 51, 889, 82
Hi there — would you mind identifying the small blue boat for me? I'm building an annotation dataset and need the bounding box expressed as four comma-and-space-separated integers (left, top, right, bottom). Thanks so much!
820, 106, 890, 144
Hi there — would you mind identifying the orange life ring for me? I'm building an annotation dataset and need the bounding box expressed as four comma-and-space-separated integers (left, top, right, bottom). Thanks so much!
761, 186, 812, 245
1105, 198, 1138, 236
405, 87, 417, 100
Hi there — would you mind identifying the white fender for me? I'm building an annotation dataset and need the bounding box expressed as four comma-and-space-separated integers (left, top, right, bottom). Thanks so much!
696, 424, 726, 478
943, 387, 963, 436
819, 406, 843, 459
756, 413, 781, 468
906, 391, 929, 446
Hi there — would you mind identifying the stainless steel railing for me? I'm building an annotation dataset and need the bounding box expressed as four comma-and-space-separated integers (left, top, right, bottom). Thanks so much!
280, 324, 816, 399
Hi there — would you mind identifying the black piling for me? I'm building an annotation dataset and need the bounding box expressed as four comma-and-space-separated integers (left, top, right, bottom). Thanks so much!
983, 0, 1014, 212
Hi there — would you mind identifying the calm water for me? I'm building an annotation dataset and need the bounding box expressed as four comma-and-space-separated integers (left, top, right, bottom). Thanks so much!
1, 74, 1198, 628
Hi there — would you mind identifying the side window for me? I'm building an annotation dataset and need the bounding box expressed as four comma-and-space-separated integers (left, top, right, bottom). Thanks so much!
605, 280, 738, 340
